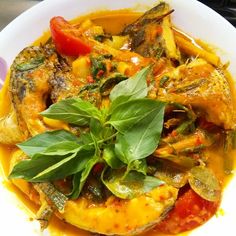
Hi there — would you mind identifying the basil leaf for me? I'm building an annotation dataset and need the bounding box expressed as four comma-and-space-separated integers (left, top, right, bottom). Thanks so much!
9, 154, 66, 180
100, 73, 128, 96
32, 146, 94, 181
9, 146, 94, 182
103, 145, 124, 169
128, 159, 147, 175
17, 130, 80, 157
102, 168, 164, 199
109, 66, 151, 102
33, 141, 81, 157
115, 101, 165, 163
70, 156, 99, 199
109, 99, 163, 133
90, 118, 103, 140
188, 166, 221, 202
41, 98, 102, 126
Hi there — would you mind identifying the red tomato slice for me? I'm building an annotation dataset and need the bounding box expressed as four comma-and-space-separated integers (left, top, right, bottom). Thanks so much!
155, 188, 219, 234
50, 16, 91, 56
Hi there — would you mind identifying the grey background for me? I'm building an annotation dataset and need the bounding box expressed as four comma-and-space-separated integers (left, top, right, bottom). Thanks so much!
0, 0, 42, 31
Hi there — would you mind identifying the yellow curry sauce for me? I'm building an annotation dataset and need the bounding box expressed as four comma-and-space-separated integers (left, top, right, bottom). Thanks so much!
0, 9, 235, 236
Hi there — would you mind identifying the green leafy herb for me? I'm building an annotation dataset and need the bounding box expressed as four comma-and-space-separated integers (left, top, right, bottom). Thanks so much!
10, 66, 166, 200
69, 156, 99, 199
100, 73, 128, 96
155, 47, 164, 59
102, 168, 164, 199
90, 55, 106, 78
110, 66, 151, 101
41, 98, 103, 126
115, 101, 165, 163
17, 130, 80, 157
102, 145, 124, 169
109, 99, 165, 133
79, 83, 99, 94
188, 166, 221, 202
9, 145, 94, 182
159, 75, 169, 87
16, 56, 45, 71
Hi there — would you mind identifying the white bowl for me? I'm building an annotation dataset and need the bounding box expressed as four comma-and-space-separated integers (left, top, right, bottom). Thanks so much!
0, 0, 236, 235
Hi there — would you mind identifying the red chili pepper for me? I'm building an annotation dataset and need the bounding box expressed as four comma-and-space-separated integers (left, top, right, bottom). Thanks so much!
50, 16, 91, 56
97, 69, 105, 77
92, 163, 104, 174
87, 75, 94, 83
170, 130, 178, 137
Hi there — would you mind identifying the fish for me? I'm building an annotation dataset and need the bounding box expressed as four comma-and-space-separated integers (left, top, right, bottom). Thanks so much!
122, 2, 180, 61
61, 184, 178, 235
9, 44, 57, 139
156, 59, 236, 129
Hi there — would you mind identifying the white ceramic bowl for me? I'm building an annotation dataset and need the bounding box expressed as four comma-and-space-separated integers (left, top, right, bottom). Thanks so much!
0, 0, 236, 235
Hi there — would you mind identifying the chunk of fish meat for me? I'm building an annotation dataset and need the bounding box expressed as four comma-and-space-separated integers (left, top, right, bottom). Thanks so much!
157, 59, 235, 129
61, 185, 178, 235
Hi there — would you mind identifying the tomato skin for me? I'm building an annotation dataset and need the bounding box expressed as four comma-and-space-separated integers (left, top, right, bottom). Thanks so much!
155, 189, 219, 234
50, 16, 91, 56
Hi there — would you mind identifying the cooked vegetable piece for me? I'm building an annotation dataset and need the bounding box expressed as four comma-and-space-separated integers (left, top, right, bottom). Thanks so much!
188, 166, 221, 202
155, 129, 212, 156
174, 32, 220, 66
155, 188, 219, 234
154, 160, 189, 188
0, 109, 25, 144
50, 16, 91, 56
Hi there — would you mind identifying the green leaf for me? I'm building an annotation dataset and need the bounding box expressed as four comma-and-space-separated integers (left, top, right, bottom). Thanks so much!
128, 159, 147, 175
17, 130, 80, 158
100, 73, 128, 96
9, 145, 94, 182
188, 166, 221, 202
16, 56, 45, 71
154, 160, 188, 188
90, 55, 106, 78
102, 168, 164, 199
90, 118, 104, 140
70, 156, 99, 199
102, 144, 124, 169
34, 141, 81, 157
109, 66, 151, 102
115, 101, 165, 163
9, 154, 66, 180
32, 146, 94, 181
41, 98, 102, 126
109, 99, 164, 133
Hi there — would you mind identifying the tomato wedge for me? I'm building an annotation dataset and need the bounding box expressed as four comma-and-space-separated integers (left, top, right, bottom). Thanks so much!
155, 188, 219, 234
50, 16, 91, 56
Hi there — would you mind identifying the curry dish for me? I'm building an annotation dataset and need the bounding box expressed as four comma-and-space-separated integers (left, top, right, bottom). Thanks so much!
0, 2, 235, 235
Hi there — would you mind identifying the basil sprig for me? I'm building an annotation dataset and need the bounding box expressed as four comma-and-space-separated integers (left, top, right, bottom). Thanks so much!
9, 66, 166, 199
